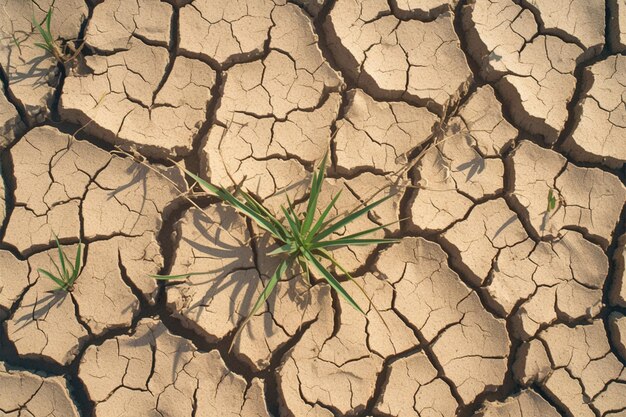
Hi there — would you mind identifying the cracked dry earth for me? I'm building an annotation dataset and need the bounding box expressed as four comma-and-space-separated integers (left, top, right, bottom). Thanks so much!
0, 1, 626, 417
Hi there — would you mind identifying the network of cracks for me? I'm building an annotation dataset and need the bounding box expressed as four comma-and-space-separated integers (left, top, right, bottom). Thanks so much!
0, 0, 626, 416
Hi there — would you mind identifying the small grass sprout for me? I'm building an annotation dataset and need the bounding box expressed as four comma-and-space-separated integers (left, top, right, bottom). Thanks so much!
153, 153, 400, 345
32, 6, 84, 64
547, 188, 557, 212
38, 235, 83, 292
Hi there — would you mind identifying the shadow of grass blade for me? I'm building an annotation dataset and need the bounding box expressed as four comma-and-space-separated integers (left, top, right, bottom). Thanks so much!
230, 256, 292, 351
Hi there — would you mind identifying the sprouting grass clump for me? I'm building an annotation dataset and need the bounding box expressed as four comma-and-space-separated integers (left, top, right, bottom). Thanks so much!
31, 6, 83, 64
38, 236, 83, 292
155, 153, 398, 340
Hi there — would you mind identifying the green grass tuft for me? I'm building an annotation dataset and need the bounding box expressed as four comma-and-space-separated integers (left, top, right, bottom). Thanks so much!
153, 152, 400, 346
38, 235, 83, 292
31, 5, 84, 64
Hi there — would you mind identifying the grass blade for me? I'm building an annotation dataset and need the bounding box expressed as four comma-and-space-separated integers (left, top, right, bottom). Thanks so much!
301, 153, 327, 235
11, 34, 23, 54
281, 206, 304, 247
317, 220, 400, 244
38, 268, 67, 290
240, 191, 282, 226
53, 235, 68, 280
547, 189, 552, 208
301, 248, 363, 314
281, 206, 297, 233
63, 250, 75, 273
239, 191, 288, 240
313, 194, 394, 242
312, 238, 398, 249
230, 257, 291, 351
267, 243, 293, 256
317, 248, 391, 333
249, 258, 288, 320
184, 169, 221, 195
317, 248, 367, 300
47, 252, 64, 282
184, 169, 283, 239
70, 242, 82, 284
306, 190, 342, 242
33, 42, 53, 53
285, 195, 302, 230
46, 7, 52, 38
298, 255, 310, 284
150, 271, 211, 280
33, 16, 52, 45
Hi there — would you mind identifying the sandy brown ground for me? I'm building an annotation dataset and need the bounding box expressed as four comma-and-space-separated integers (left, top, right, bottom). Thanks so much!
0, 0, 625, 416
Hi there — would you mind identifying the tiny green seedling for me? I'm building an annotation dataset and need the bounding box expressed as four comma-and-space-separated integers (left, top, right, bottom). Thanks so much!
153, 153, 399, 345
547, 189, 557, 212
11, 33, 24, 54
32, 6, 83, 64
38, 236, 83, 292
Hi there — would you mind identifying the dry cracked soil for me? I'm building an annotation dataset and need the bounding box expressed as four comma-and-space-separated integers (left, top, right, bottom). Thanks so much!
0, 0, 625, 416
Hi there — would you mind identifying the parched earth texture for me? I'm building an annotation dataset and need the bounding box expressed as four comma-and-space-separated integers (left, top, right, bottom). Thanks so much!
0, 0, 625, 416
